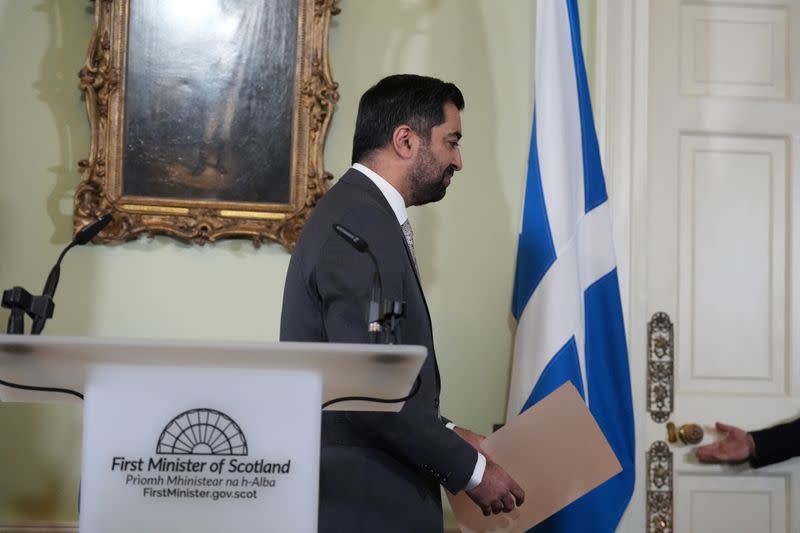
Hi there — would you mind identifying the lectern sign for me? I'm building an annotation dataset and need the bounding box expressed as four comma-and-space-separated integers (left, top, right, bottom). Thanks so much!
80, 365, 320, 533
107, 407, 292, 500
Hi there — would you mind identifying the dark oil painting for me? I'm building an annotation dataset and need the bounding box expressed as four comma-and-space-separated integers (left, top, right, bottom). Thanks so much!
122, 0, 298, 204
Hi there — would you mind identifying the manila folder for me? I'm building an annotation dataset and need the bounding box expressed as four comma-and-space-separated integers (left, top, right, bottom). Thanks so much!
447, 381, 622, 532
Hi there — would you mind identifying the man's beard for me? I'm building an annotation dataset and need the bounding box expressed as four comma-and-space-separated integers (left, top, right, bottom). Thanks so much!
408, 147, 454, 206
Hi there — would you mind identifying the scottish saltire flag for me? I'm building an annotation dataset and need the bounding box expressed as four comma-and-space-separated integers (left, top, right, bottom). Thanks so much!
506, 1, 634, 531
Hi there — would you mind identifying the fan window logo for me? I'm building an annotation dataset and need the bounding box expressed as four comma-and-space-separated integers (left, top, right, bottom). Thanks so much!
156, 408, 248, 456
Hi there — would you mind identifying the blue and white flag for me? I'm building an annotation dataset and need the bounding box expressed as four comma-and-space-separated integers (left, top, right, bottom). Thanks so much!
506, 1, 634, 531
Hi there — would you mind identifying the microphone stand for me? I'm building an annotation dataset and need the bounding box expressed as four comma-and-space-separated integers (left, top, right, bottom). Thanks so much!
332, 223, 406, 344
1, 214, 112, 335
1, 287, 34, 335
376, 300, 406, 344
364, 254, 406, 345
29, 241, 76, 335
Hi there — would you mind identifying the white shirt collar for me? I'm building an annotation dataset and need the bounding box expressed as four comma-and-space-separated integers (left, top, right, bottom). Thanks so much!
352, 163, 408, 225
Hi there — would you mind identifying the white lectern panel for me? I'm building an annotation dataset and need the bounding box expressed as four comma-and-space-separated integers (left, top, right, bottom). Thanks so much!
80, 365, 320, 533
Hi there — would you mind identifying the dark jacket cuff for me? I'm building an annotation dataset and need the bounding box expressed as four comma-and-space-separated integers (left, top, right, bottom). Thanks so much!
749, 420, 800, 468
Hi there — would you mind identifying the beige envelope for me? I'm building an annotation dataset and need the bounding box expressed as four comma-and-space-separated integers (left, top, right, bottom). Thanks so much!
447, 382, 622, 532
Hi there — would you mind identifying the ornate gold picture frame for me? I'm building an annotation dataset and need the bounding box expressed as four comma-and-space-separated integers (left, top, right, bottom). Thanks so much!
75, 0, 339, 250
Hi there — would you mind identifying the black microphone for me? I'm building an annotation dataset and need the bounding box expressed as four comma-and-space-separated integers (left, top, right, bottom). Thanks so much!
28, 214, 113, 334
74, 213, 113, 245
333, 224, 382, 339
332, 223, 368, 252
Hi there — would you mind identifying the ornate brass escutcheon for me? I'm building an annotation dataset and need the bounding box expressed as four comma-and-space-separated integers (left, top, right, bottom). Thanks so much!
647, 313, 674, 423
666, 422, 704, 445
646, 441, 673, 533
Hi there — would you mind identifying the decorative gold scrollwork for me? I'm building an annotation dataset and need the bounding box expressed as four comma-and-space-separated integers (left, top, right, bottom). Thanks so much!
647, 441, 673, 533
647, 312, 674, 423
75, 0, 340, 250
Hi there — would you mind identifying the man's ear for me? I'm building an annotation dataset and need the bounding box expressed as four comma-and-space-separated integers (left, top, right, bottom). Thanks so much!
391, 125, 416, 160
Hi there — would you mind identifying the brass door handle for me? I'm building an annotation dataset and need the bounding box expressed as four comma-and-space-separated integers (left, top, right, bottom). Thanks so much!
666, 422, 704, 445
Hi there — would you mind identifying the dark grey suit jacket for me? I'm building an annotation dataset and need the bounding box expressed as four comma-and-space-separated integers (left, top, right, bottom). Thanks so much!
280, 168, 478, 532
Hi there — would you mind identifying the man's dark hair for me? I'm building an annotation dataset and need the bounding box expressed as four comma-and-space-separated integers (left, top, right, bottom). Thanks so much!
351, 74, 464, 164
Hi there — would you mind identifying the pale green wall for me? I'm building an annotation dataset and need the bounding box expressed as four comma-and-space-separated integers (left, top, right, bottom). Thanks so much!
0, 0, 594, 526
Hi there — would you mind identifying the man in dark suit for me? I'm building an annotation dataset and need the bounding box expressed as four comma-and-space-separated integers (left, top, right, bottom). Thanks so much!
696, 419, 800, 467
280, 74, 524, 531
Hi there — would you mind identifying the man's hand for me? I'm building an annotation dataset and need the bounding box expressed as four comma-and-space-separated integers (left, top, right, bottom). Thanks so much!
465, 461, 525, 516
695, 422, 755, 464
453, 426, 485, 451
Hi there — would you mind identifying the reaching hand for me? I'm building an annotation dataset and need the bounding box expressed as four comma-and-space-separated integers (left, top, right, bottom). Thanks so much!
465, 461, 525, 516
695, 422, 755, 464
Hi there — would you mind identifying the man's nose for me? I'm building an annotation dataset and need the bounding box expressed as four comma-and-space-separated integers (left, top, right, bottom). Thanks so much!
452, 149, 463, 171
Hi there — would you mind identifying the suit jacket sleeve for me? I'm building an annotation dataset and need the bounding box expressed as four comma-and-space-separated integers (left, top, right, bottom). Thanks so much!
749, 417, 800, 468
310, 208, 479, 493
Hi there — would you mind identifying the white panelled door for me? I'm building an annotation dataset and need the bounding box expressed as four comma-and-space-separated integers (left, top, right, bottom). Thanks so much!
643, 0, 800, 531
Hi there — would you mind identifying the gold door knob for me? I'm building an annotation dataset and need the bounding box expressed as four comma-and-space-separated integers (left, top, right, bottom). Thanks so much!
666, 422, 704, 445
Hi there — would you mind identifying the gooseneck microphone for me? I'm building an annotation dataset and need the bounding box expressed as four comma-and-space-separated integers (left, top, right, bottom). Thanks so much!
0, 216, 111, 400
333, 223, 383, 336
2, 214, 113, 335
29, 214, 113, 335
324, 223, 419, 408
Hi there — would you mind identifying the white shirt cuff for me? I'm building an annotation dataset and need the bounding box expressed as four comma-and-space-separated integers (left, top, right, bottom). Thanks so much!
464, 452, 486, 491
444, 423, 486, 490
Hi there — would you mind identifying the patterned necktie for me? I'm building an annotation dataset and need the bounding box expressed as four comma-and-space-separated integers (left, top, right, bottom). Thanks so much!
401, 219, 418, 272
